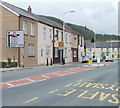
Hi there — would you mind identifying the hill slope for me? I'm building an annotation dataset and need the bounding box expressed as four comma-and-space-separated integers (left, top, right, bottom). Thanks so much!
44, 16, 119, 41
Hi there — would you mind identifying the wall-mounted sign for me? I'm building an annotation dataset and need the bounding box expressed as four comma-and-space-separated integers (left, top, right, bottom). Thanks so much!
7, 31, 24, 47
58, 41, 64, 47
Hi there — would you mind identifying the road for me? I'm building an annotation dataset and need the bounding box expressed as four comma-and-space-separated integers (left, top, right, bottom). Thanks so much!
1, 61, 119, 107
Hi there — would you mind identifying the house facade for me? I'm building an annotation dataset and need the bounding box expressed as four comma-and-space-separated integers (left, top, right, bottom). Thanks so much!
1, 2, 38, 67
38, 17, 54, 65
86, 42, 120, 59
0, 1, 85, 67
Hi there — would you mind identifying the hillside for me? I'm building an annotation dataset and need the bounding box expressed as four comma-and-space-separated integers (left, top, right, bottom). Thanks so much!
44, 16, 119, 41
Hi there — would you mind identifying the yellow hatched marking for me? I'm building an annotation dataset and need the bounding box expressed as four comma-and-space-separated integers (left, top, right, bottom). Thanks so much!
74, 83, 81, 86
76, 80, 82, 82
24, 97, 39, 104
65, 84, 72, 87
48, 89, 59, 93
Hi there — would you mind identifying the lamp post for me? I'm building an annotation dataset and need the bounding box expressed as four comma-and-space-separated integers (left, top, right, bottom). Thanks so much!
93, 32, 96, 57
62, 11, 75, 64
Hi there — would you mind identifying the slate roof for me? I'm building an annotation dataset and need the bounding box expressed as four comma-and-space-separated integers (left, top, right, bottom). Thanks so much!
86, 42, 120, 48
1, 1, 54, 26
1, 1, 84, 36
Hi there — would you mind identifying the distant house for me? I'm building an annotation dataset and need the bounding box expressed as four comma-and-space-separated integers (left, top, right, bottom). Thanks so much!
86, 42, 120, 59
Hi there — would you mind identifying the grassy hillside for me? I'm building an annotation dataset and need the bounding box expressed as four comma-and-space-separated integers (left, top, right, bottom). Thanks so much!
44, 16, 119, 41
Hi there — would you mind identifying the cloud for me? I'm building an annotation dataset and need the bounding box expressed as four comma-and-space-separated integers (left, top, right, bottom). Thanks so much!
2, 0, 118, 35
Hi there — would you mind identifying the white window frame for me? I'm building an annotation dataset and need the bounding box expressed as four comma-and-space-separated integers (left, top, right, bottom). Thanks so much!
28, 44, 35, 56
43, 27, 46, 38
55, 48, 58, 58
22, 21, 27, 34
64, 48, 67, 57
31, 23, 34, 36
41, 49, 43, 57
65, 34, 68, 43
46, 46, 50, 56
50, 29, 52, 40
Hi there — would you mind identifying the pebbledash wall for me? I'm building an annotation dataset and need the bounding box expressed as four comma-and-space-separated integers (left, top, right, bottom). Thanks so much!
38, 22, 53, 65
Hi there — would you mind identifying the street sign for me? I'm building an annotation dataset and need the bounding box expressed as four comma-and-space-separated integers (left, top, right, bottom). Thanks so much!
58, 41, 64, 47
7, 31, 24, 47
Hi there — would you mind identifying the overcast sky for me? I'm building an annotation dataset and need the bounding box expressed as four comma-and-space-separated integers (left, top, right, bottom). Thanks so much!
3, 0, 119, 35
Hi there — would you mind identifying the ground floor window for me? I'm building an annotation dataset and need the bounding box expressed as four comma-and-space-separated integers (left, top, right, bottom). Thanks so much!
41, 49, 43, 57
55, 48, 58, 58
28, 44, 35, 56
46, 46, 50, 56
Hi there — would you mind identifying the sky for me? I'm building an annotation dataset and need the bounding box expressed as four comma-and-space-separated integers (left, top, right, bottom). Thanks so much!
2, 0, 119, 35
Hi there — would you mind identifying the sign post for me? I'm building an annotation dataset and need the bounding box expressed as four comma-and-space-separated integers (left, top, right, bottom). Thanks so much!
58, 42, 64, 64
7, 31, 24, 67
7, 31, 24, 48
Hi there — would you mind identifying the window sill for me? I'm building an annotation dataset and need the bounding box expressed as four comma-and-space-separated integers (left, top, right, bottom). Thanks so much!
31, 35, 35, 37
28, 56, 35, 57
25, 34, 28, 36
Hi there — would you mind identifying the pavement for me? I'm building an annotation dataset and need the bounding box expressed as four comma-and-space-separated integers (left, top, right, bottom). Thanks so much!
0, 61, 113, 72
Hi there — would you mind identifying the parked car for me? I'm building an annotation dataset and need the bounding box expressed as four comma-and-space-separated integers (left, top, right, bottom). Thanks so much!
82, 56, 92, 63
105, 56, 114, 62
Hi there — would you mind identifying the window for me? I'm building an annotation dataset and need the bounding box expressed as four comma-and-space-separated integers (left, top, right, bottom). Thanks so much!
69, 34, 72, 44
43, 27, 46, 38
50, 29, 52, 40
55, 30, 58, 40
101, 48, 103, 52
61, 32, 63, 41
112, 48, 114, 52
74, 51, 77, 57
46, 46, 50, 56
41, 49, 43, 57
65, 48, 67, 57
22, 21, 27, 34
90, 48, 92, 52
107, 48, 109, 52
31, 23, 34, 36
55, 48, 58, 58
117, 48, 120, 53
65, 34, 68, 43
28, 44, 35, 56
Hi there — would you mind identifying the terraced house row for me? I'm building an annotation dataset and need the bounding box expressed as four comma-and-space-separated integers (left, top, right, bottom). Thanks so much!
0, 1, 85, 67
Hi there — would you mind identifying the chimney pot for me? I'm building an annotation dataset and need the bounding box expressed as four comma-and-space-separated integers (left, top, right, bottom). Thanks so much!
27, 6, 32, 13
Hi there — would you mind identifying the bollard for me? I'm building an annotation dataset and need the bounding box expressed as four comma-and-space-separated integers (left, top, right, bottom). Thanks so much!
63, 57, 65, 65
46, 58, 49, 66
50, 58, 52, 66
88, 58, 92, 64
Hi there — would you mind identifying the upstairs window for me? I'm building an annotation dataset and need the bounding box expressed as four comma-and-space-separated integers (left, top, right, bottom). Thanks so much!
31, 23, 34, 36
56, 30, 58, 40
22, 21, 27, 34
43, 27, 46, 38
50, 29, 52, 40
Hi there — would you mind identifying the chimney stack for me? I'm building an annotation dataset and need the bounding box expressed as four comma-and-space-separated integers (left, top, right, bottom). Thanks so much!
27, 6, 32, 13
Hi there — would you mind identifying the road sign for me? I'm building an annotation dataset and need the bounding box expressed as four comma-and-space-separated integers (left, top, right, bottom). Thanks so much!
58, 41, 64, 47
7, 31, 24, 47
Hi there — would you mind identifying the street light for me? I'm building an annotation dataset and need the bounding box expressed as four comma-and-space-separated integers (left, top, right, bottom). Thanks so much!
63, 11, 75, 41
61, 11, 75, 64
93, 32, 96, 57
